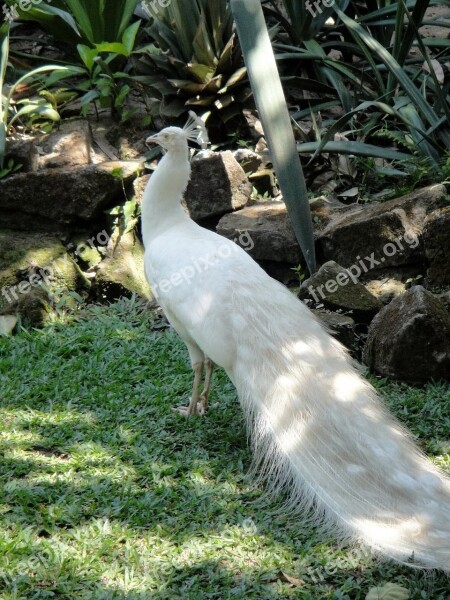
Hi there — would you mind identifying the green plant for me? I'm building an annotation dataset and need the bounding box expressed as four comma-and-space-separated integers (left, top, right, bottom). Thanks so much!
39, 87, 78, 111
0, 156, 22, 178
134, 0, 248, 138
270, 0, 450, 174
231, 0, 316, 274
75, 20, 141, 120
262, 0, 338, 45
0, 21, 73, 168
4, 0, 140, 46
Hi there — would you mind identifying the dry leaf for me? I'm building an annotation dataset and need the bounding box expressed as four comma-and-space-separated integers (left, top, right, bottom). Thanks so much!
338, 186, 359, 198
278, 571, 305, 587
0, 315, 18, 336
422, 59, 444, 85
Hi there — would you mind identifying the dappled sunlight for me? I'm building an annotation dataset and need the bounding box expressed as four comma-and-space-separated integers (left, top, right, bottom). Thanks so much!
351, 515, 422, 549
332, 372, 368, 404
0, 298, 449, 596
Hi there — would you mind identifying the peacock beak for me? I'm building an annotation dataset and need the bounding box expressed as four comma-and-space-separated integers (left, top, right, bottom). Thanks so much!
146, 133, 159, 145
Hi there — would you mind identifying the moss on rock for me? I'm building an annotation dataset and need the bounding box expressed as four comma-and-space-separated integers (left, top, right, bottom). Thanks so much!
0, 230, 90, 315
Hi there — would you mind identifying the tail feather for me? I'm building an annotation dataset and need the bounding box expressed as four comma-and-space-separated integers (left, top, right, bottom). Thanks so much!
228, 279, 450, 572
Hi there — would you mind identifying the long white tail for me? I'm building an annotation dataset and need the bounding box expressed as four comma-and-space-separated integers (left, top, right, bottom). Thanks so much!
228, 277, 450, 571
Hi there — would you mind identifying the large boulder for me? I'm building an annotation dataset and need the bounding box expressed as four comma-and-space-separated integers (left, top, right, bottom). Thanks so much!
217, 197, 349, 266
0, 229, 90, 318
217, 201, 303, 263
183, 150, 252, 221
312, 310, 355, 348
4, 136, 38, 172
422, 206, 450, 286
363, 286, 450, 383
0, 161, 141, 232
36, 118, 92, 169
316, 184, 447, 269
299, 260, 382, 321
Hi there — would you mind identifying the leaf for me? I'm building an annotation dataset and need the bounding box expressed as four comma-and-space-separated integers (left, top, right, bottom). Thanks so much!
94, 42, 130, 57
77, 44, 96, 70
333, 5, 440, 130
297, 140, 412, 161
279, 571, 305, 587
122, 19, 141, 55
186, 63, 216, 84
366, 582, 410, 600
230, 0, 316, 274
338, 187, 359, 198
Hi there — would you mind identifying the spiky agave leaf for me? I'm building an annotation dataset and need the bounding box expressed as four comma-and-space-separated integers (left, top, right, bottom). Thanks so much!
135, 0, 249, 137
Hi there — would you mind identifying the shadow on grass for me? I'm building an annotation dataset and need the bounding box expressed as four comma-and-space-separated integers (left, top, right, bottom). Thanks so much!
0, 303, 449, 599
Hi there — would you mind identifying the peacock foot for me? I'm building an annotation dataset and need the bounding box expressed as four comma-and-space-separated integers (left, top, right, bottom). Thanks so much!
172, 397, 208, 417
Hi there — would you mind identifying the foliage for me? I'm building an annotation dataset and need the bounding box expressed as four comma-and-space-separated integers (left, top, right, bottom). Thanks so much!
231, 0, 316, 274
262, 0, 339, 45
74, 21, 141, 121
0, 297, 449, 598
134, 0, 248, 137
0, 156, 22, 179
271, 0, 450, 173
4, 0, 140, 46
0, 21, 73, 168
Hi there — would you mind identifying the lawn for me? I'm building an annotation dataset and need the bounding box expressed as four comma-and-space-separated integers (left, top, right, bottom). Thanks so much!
0, 297, 449, 599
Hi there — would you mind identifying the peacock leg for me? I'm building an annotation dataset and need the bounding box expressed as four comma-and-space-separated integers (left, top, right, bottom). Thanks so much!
198, 358, 214, 413
173, 361, 204, 417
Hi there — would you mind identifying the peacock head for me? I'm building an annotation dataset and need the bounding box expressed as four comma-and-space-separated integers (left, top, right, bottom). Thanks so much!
146, 112, 209, 153
146, 127, 187, 152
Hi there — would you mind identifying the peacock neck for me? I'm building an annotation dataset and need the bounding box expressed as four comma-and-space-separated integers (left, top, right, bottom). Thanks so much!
141, 146, 191, 247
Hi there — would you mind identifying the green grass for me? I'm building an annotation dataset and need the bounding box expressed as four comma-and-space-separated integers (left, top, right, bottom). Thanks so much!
0, 297, 449, 599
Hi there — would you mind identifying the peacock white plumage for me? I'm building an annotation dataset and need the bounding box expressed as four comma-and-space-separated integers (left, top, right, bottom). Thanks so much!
141, 116, 450, 573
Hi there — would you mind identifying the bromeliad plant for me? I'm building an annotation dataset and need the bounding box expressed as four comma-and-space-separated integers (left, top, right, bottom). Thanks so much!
134, 0, 248, 137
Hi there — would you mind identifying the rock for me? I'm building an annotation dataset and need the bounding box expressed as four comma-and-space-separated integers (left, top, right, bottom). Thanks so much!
299, 260, 383, 320
317, 184, 447, 269
217, 201, 303, 263
0, 229, 90, 316
423, 206, 450, 286
5, 136, 38, 172
37, 119, 92, 169
3, 287, 51, 328
233, 148, 263, 173
0, 161, 141, 232
217, 197, 352, 267
183, 150, 252, 221
312, 310, 355, 348
363, 286, 450, 383
365, 277, 407, 304
309, 195, 349, 231
69, 234, 103, 269
243, 109, 265, 140
437, 290, 450, 311
249, 168, 277, 196
132, 173, 150, 208
93, 228, 150, 301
